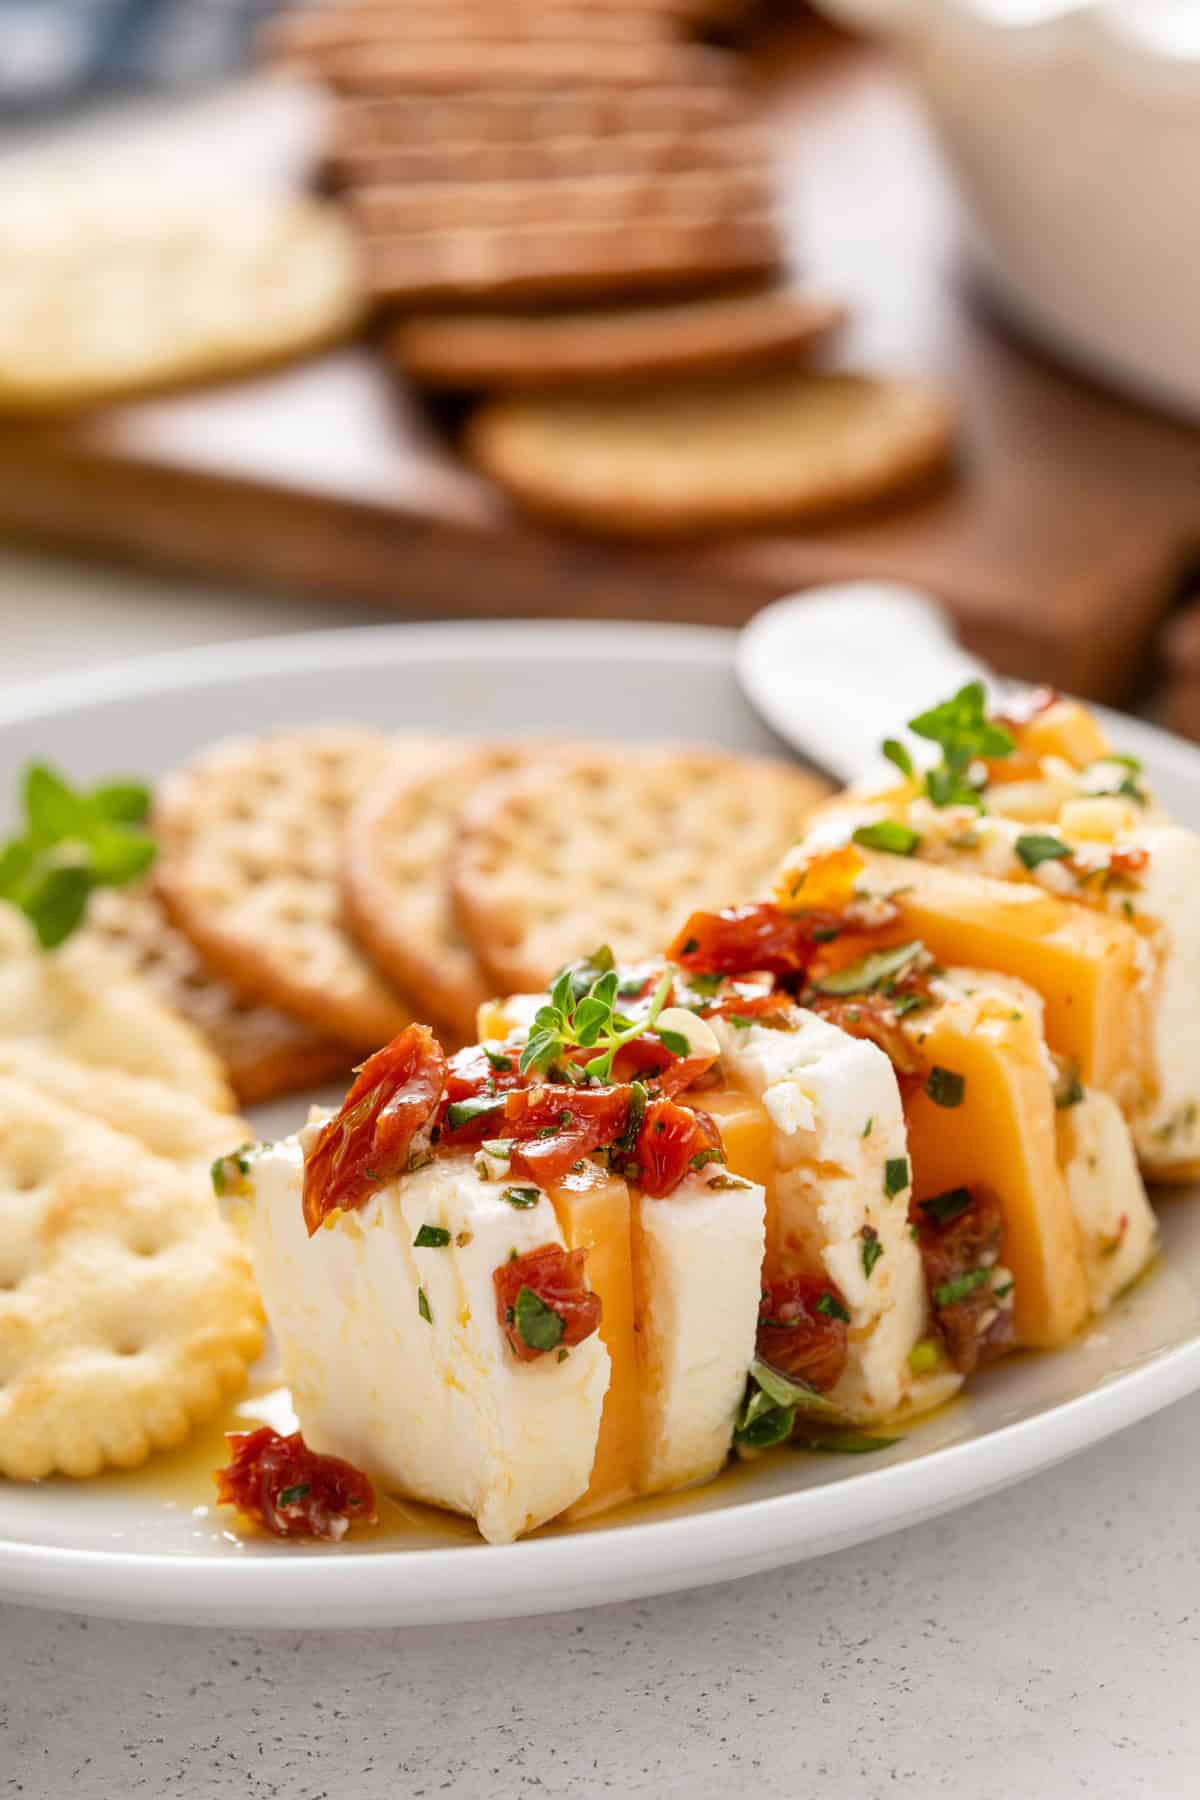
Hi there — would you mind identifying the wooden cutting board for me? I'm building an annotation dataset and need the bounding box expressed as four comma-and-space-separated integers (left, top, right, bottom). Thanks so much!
1, 22, 1198, 702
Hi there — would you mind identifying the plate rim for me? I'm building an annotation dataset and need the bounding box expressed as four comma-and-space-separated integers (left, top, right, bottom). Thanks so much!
3, 616, 1200, 1626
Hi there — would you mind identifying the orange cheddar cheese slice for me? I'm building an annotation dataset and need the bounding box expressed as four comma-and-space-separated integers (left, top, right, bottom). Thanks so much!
904, 990, 1089, 1349
545, 1160, 639, 1521
851, 850, 1146, 1118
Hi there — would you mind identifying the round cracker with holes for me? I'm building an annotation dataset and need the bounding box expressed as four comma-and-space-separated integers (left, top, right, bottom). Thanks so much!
466, 370, 956, 538
344, 740, 552, 1040
0, 1043, 251, 1184
79, 885, 351, 1106
450, 745, 832, 993
0, 1076, 263, 1481
0, 900, 234, 1113
154, 728, 429, 1050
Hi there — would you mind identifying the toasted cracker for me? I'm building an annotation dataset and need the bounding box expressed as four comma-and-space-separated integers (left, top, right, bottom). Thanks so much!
270, 4, 677, 71
0, 186, 364, 417
466, 371, 957, 538
0, 1044, 251, 1182
326, 122, 765, 189
154, 728, 429, 1051
79, 885, 351, 1106
316, 40, 735, 95
451, 746, 832, 992
391, 288, 845, 392
351, 166, 770, 235
0, 1077, 262, 1480
332, 86, 753, 152
0, 902, 234, 1113
344, 741, 538, 1040
362, 213, 778, 307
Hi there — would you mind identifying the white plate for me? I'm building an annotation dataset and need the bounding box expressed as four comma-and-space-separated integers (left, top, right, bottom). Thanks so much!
3, 619, 1200, 1629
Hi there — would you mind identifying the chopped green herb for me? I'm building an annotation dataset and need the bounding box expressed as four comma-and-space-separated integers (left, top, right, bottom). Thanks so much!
445, 1094, 504, 1130
919, 1186, 973, 1227
1117, 773, 1147, 805
406, 1148, 434, 1173
852, 820, 922, 857
676, 969, 724, 999
417, 1287, 432, 1323
733, 1357, 845, 1448
484, 1048, 513, 1073
925, 1066, 965, 1108
680, 937, 699, 956
514, 1285, 564, 1352
907, 1338, 941, 1375
934, 1267, 990, 1307
892, 991, 931, 1019
501, 1186, 541, 1209
860, 1225, 883, 1278
733, 1389, 795, 1450
862, 1116, 873, 1139
1016, 833, 1072, 870
210, 1144, 254, 1198
689, 1146, 725, 1172
815, 1292, 851, 1324
557, 1347, 569, 1363
992, 1278, 1015, 1299
1054, 1060, 1085, 1110
655, 1026, 691, 1057
413, 1224, 451, 1248
705, 1172, 753, 1191
794, 1430, 899, 1455
814, 940, 924, 997
884, 1156, 910, 1199
881, 737, 914, 780
278, 1484, 311, 1508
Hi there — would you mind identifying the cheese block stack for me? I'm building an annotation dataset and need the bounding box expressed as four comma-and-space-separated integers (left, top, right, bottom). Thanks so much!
220, 686, 1200, 1546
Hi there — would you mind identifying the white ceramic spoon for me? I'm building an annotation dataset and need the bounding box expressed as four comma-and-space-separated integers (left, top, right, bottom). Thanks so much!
736, 582, 1014, 787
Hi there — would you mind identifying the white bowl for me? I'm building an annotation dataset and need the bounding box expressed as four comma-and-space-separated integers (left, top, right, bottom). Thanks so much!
817, 0, 1200, 418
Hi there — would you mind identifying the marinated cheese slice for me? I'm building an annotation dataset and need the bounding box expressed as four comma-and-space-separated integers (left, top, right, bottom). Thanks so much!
901, 979, 1089, 1349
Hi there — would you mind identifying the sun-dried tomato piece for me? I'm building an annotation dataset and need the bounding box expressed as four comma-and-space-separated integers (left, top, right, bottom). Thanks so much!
493, 1242, 602, 1362
804, 991, 928, 1096
302, 1024, 446, 1235
1108, 846, 1149, 879
633, 1097, 725, 1196
708, 988, 784, 1024
435, 1041, 530, 1148
505, 1083, 632, 1186
445, 1041, 527, 1102
607, 1034, 716, 1097
911, 1185, 1015, 1375
215, 1427, 377, 1541
669, 903, 844, 980
756, 1274, 849, 1393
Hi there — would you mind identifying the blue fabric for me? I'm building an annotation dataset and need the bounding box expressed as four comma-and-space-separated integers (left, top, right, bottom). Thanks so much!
0, 0, 284, 109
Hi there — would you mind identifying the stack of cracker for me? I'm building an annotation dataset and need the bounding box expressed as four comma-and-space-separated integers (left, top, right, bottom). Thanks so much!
269, 0, 956, 537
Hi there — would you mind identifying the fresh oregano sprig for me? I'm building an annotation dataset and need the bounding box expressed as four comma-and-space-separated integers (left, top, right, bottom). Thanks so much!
0, 763, 155, 948
906, 680, 1016, 810
519, 946, 675, 1083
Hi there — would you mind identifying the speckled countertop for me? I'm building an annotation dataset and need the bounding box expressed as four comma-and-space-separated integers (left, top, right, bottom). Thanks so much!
3, 552, 1200, 1799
